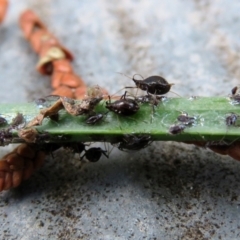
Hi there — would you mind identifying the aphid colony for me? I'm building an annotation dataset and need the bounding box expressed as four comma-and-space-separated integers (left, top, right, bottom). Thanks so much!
0, 75, 173, 155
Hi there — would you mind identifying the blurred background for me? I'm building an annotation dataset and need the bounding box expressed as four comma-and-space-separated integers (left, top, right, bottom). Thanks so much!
0, 0, 240, 239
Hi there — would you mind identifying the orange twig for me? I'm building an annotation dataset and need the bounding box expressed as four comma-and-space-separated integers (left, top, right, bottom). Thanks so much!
0, 0, 8, 23
19, 10, 87, 99
0, 9, 90, 191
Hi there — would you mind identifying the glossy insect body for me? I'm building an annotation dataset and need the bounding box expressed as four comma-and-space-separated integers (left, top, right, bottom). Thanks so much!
86, 113, 106, 125
0, 128, 12, 146
0, 116, 7, 125
169, 124, 186, 135
106, 92, 139, 116
177, 112, 196, 126
230, 86, 240, 104
226, 113, 238, 126
81, 147, 108, 162
232, 86, 238, 95
128, 75, 174, 95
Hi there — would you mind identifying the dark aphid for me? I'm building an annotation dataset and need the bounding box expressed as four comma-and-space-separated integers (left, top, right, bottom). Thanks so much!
230, 86, 240, 104
0, 116, 7, 125
226, 113, 238, 126
81, 147, 108, 162
177, 112, 196, 126
10, 113, 25, 129
232, 86, 238, 95
106, 91, 139, 116
169, 124, 186, 135
118, 134, 152, 151
86, 113, 104, 124
86, 112, 108, 125
126, 74, 174, 95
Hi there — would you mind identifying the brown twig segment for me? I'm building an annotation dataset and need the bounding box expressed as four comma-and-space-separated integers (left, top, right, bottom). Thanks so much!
0, 9, 91, 192
0, 0, 8, 23
0, 144, 46, 191
19, 10, 87, 99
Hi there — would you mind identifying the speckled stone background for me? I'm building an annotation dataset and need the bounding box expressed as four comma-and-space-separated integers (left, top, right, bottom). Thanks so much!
1, 0, 240, 239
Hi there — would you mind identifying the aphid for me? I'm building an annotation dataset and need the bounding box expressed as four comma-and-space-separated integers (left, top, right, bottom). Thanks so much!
106, 91, 139, 116
118, 134, 152, 151
226, 113, 238, 126
125, 74, 174, 95
10, 113, 25, 129
230, 86, 240, 104
0, 128, 12, 146
0, 116, 7, 125
81, 147, 108, 162
177, 112, 196, 126
86, 112, 108, 125
169, 124, 186, 135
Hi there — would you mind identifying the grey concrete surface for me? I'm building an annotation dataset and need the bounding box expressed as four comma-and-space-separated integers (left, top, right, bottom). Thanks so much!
1, 0, 240, 239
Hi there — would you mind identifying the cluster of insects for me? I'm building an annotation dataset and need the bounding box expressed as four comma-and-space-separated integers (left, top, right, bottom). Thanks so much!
1, 6, 240, 192
169, 112, 197, 135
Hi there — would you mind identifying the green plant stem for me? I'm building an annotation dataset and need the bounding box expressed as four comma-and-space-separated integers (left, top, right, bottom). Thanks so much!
1, 97, 240, 144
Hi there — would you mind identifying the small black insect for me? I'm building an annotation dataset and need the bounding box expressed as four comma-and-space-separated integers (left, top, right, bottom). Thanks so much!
81, 147, 108, 162
230, 86, 240, 104
106, 91, 139, 116
86, 112, 108, 125
125, 74, 174, 95
169, 124, 186, 135
0, 128, 13, 146
225, 113, 238, 126
118, 134, 152, 151
177, 112, 196, 126
0, 116, 7, 125
11, 113, 25, 129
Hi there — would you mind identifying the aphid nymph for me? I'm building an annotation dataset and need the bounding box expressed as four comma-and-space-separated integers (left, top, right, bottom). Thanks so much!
0, 116, 7, 125
81, 147, 108, 162
106, 91, 139, 116
177, 112, 196, 126
230, 86, 240, 104
225, 113, 238, 126
169, 124, 186, 135
86, 112, 108, 125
